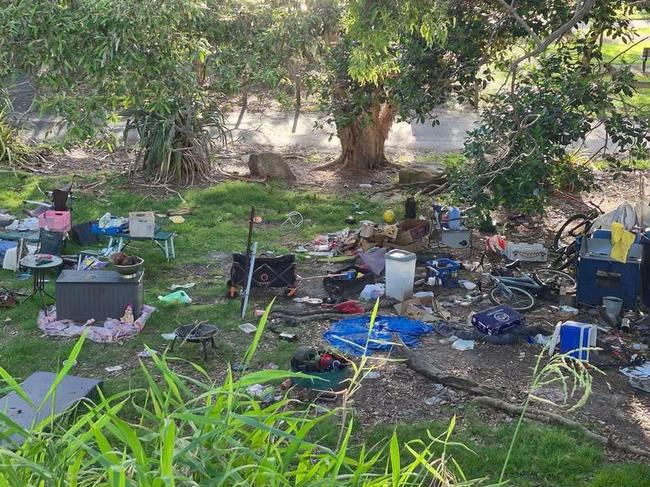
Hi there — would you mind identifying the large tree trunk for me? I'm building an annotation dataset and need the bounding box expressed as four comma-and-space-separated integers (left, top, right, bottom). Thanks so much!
333, 102, 394, 170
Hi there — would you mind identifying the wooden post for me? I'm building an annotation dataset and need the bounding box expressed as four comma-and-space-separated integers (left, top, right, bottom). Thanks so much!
292, 75, 301, 134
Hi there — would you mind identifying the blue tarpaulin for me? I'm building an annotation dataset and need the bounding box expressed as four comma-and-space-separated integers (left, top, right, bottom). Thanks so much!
323, 315, 433, 356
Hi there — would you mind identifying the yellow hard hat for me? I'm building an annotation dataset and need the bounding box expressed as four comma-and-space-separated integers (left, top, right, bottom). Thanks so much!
383, 209, 396, 224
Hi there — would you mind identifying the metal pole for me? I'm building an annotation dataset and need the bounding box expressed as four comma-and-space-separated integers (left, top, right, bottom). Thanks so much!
241, 242, 257, 319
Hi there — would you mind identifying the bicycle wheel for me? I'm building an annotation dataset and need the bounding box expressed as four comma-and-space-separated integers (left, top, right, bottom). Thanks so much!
533, 268, 576, 289
490, 285, 535, 311
553, 214, 590, 250
550, 242, 579, 271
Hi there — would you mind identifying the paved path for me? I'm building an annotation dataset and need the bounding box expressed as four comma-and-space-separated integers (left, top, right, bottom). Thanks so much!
16, 109, 609, 154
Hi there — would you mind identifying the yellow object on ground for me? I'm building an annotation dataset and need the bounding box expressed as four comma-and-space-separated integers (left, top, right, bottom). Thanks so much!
610, 221, 635, 263
169, 215, 185, 224
383, 209, 396, 224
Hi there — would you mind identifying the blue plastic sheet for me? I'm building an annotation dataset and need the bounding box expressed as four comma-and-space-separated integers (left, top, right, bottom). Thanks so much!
323, 315, 433, 356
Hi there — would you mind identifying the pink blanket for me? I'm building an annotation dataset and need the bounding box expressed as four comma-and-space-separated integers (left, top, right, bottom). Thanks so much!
38, 305, 156, 343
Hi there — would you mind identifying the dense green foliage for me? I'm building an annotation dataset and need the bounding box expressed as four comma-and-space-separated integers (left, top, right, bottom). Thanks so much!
452, 1, 650, 216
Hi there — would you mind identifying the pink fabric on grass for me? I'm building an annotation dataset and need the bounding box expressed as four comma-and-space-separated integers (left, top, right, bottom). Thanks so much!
38, 305, 155, 343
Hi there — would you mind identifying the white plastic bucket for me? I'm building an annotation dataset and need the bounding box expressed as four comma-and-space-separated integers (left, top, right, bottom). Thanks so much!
385, 249, 416, 301
602, 296, 623, 319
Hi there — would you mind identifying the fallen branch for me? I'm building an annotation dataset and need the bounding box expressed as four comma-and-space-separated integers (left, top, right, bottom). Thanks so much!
370, 180, 435, 195
399, 347, 498, 397
215, 164, 268, 185
473, 396, 650, 458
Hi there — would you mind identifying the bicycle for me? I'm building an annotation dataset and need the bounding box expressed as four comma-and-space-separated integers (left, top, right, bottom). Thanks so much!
480, 264, 576, 311
550, 197, 604, 271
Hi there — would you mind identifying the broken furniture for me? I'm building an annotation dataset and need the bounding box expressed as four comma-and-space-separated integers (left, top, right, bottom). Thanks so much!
108, 229, 176, 260
19, 253, 63, 307
577, 230, 642, 310
0, 371, 101, 446
170, 323, 218, 360
56, 269, 143, 321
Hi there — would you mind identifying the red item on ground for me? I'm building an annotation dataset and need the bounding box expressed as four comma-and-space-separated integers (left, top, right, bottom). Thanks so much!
333, 300, 364, 314
319, 353, 334, 369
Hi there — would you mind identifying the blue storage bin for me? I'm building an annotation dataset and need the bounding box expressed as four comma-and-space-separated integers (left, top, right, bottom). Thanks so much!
560, 321, 597, 361
577, 232, 642, 310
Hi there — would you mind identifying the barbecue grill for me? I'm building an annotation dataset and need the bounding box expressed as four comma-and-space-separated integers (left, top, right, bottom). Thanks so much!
170, 323, 218, 359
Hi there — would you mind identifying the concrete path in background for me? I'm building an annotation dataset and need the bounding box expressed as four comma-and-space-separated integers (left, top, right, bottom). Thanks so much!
16, 109, 610, 154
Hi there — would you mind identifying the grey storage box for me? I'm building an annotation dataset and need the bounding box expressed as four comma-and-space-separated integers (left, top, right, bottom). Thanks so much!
56, 270, 143, 321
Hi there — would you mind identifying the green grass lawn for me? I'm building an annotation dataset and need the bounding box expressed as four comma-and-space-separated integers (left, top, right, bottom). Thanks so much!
1, 169, 649, 485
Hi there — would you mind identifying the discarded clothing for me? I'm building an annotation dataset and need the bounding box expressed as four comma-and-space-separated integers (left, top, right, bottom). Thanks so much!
38, 305, 155, 343
324, 315, 433, 356
610, 221, 636, 263
358, 248, 387, 276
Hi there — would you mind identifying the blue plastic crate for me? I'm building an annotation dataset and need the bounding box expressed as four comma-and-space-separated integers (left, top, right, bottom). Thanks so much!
426, 258, 462, 279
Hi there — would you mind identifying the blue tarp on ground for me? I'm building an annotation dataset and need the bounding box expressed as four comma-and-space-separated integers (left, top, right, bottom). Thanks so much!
323, 315, 433, 356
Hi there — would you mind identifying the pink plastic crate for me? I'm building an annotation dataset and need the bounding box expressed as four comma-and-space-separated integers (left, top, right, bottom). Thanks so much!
38, 210, 71, 233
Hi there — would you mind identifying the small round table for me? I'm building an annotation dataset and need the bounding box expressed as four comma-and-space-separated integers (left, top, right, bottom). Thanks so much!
19, 254, 63, 306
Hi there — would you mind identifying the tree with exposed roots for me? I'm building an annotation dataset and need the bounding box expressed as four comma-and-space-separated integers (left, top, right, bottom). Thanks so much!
319, 0, 649, 172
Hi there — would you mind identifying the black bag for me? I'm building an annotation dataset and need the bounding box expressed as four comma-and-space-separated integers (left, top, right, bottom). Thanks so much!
230, 253, 296, 288
323, 265, 375, 299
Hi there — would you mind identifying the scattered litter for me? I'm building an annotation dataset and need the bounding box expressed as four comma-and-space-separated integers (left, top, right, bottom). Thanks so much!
246, 383, 274, 401
529, 334, 552, 347
264, 363, 279, 370
294, 245, 307, 253
559, 305, 579, 316
451, 339, 475, 351
504, 242, 548, 262
254, 309, 265, 317
138, 349, 157, 359
231, 362, 246, 372
359, 183, 372, 188
168, 215, 185, 224
239, 323, 257, 334
161, 333, 176, 341
282, 211, 304, 228
364, 371, 381, 379
170, 282, 196, 290
279, 332, 297, 341
359, 283, 385, 301
158, 290, 192, 305
620, 363, 650, 393
105, 365, 124, 373
333, 300, 364, 314
293, 297, 323, 305
458, 279, 477, 290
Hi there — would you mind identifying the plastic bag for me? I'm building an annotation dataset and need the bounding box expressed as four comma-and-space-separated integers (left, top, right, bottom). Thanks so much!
157, 290, 192, 305
359, 283, 385, 301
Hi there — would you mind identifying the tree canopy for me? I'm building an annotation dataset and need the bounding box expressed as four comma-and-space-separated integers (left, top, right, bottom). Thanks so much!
0, 0, 648, 213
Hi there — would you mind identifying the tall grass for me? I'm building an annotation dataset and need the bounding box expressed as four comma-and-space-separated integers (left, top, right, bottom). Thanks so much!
0, 90, 32, 169
0, 301, 476, 486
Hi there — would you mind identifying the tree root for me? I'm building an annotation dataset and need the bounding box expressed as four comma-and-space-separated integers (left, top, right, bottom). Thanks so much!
399, 349, 650, 458
399, 347, 498, 397
215, 164, 268, 184
472, 396, 650, 458
415, 181, 449, 197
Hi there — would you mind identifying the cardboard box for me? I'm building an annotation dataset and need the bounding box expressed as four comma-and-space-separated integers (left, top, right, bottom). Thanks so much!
128, 212, 155, 238
396, 219, 430, 244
